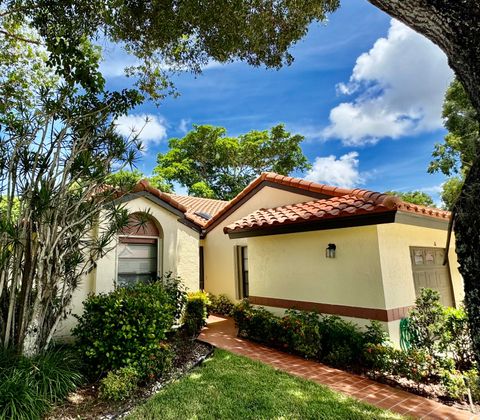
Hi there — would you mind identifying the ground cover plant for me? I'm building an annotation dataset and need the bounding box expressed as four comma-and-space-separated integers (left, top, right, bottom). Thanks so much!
0, 347, 83, 419
232, 289, 479, 409
128, 349, 404, 420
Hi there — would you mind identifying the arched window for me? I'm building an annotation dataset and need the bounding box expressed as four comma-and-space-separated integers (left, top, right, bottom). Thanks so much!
117, 213, 163, 287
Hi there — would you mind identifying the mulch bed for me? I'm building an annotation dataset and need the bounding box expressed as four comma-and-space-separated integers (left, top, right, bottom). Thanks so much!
366, 371, 480, 415
47, 338, 213, 419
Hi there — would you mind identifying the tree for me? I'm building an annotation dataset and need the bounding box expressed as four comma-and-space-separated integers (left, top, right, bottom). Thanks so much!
0, 86, 144, 356
154, 124, 310, 200
428, 79, 479, 209
440, 177, 463, 211
364, 0, 480, 367
385, 191, 435, 207
106, 169, 173, 193
0, 19, 145, 355
1, 1, 338, 100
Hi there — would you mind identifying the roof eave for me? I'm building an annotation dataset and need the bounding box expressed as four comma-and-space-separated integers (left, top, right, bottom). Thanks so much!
226, 210, 398, 239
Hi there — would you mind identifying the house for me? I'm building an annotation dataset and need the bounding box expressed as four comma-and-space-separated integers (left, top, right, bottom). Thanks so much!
60, 172, 464, 345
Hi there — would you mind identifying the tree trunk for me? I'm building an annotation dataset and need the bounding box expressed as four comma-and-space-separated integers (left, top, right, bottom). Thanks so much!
366, 0, 480, 363
22, 307, 43, 357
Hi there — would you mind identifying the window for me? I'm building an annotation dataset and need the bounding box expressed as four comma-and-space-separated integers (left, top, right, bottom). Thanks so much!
117, 238, 158, 287
117, 213, 162, 287
236, 246, 249, 298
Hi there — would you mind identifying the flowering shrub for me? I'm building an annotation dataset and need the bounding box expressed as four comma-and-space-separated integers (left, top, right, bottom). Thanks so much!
183, 291, 210, 337
231, 292, 479, 404
233, 302, 380, 365
281, 309, 321, 358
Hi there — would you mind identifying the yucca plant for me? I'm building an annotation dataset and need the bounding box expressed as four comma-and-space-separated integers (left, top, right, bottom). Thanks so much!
0, 21, 145, 356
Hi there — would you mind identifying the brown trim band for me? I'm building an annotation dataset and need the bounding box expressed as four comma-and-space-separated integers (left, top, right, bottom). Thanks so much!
248, 296, 412, 322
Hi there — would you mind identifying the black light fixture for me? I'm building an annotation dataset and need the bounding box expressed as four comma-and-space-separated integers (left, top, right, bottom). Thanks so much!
326, 243, 336, 258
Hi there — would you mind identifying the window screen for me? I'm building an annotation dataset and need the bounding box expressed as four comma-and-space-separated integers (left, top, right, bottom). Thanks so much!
117, 241, 157, 287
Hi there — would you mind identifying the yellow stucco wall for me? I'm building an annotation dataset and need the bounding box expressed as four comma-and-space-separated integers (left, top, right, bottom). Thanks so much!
376, 221, 464, 310
247, 225, 386, 309
203, 185, 321, 299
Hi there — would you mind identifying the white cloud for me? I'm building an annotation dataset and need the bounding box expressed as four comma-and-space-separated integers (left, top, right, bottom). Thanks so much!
115, 114, 167, 149
305, 152, 365, 188
178, 118, 190, 134
323, 19, 454, 145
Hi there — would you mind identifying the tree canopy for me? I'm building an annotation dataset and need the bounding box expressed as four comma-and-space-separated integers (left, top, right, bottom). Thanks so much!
385, 191, 435, 207
106, 169, 172, 193
428, 79, 479, 209
153, 124, 310, 200
1, 0, 339, 100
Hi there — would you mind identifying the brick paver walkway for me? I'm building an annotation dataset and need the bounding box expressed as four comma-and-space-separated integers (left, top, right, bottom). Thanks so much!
199, 315, 479, 420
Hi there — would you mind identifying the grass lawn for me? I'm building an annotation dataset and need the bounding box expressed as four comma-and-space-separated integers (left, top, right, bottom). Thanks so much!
129, 349, 406, 420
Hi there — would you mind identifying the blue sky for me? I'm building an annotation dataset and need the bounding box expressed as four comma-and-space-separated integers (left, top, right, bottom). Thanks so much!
103, 0, 453, 203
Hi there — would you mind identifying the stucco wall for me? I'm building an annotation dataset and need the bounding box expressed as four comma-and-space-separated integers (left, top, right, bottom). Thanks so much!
376, 222, 464, 310
247, 226, 386, 309
203, 185, 320, 299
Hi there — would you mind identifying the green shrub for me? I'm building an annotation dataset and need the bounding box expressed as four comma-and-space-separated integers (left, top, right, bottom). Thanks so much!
392, 348, 431, 384
232, 299, 253, 335
233, 300, 283, 346
0, 348, 83, 420
161, 272, 188, 320
234, 303, 379, 367
208, 293, 234, 316
363, 321, 389, 346
99, 366, 139, 401
440, 369, 468, 400
183, 291, 210, 337
406, 288, 445, 356
363, 343, 397, 375
440, 306, 474, 371
318, 316, 364, 367
73, 279, 181, 379
464, 368, 480, 402
281, 309, 321, 358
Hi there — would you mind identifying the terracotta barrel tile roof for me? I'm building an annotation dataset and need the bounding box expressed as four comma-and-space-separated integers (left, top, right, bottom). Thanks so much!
222, 173, 451, 235
125, 180, 230, 228
133, 180, 188, 213
204, 172, 402, 230
166, 194, 229, 227
224, 195, 397, 234
125, 174, 450, 235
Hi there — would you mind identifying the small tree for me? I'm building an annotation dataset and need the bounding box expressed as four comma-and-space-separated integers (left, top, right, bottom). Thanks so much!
0, 85, 143, 356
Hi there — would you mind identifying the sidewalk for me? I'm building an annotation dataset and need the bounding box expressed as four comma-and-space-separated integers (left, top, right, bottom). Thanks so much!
199, 315, 478, 420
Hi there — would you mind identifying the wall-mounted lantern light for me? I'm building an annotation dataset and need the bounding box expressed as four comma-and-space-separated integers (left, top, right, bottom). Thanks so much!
326, 243, 336, 258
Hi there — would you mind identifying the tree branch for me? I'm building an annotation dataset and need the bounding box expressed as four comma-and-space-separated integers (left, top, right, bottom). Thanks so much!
0, 29, 41, 45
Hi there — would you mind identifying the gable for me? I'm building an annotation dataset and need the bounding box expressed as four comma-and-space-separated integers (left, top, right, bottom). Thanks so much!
206, 182, 328, 235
